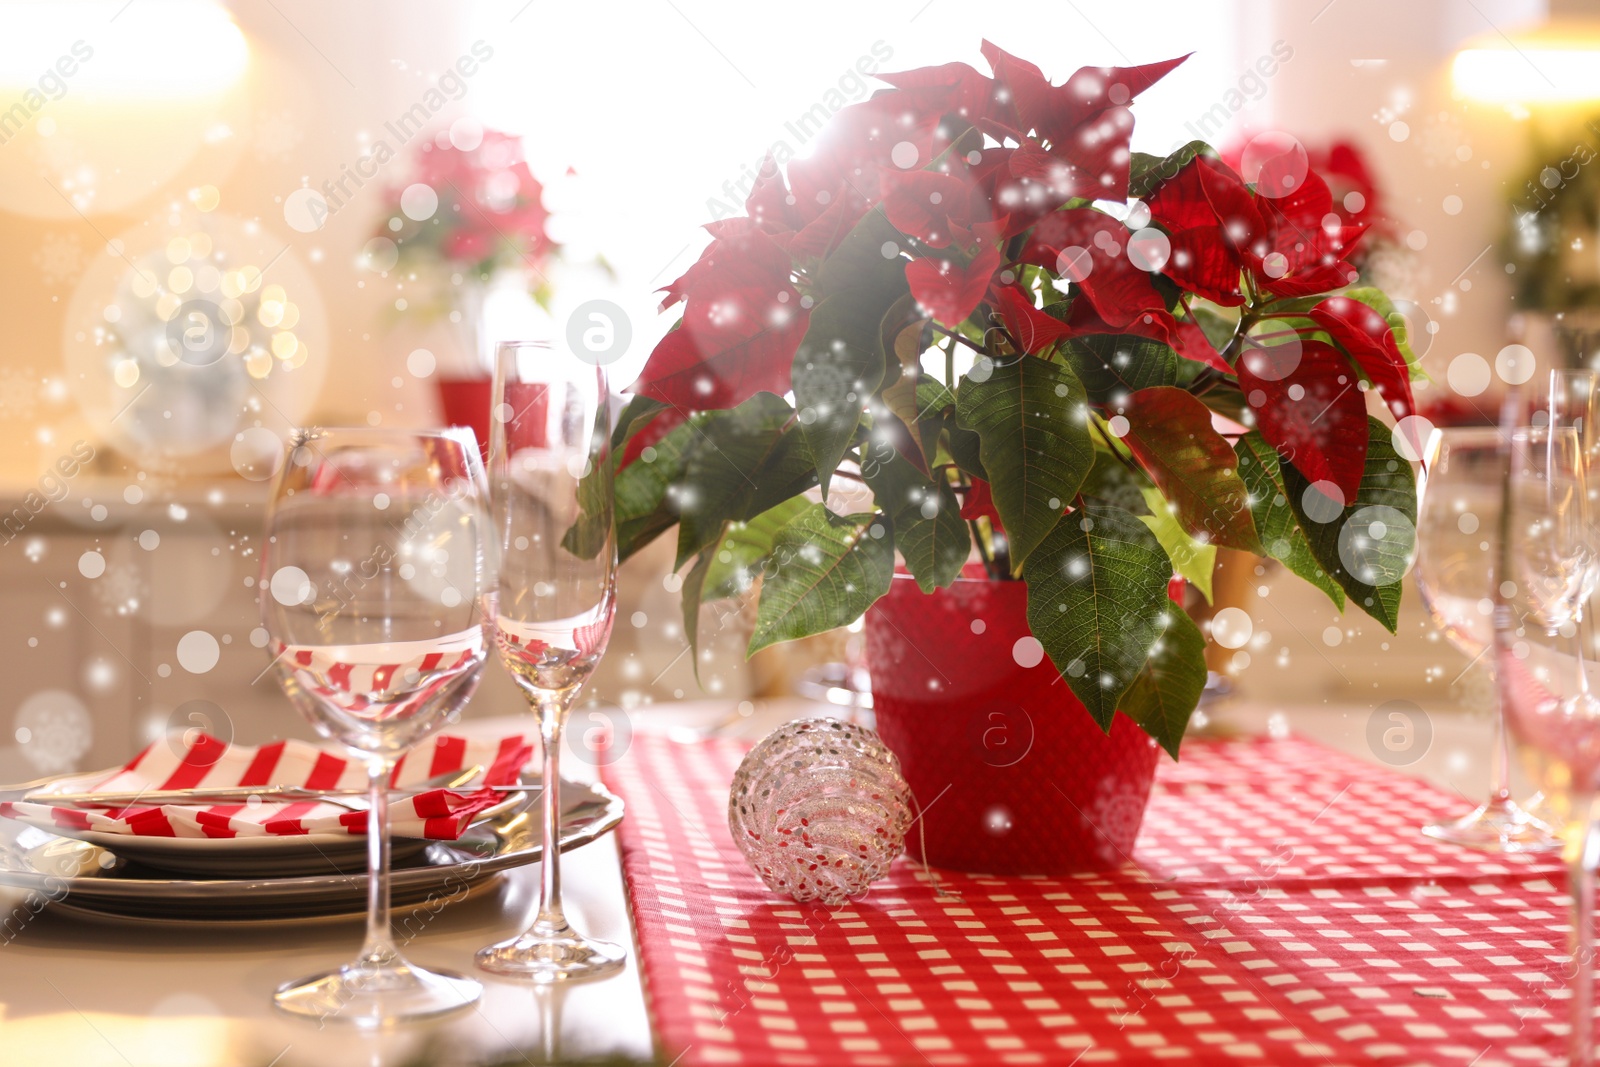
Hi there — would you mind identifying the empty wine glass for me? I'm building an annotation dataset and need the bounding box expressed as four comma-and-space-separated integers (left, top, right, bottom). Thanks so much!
1549, 369, 1600, 571
1413, 427, 1559, 852
1497, 424, 1600, 1066
262, 427, 493, 1023
476, 340, 624, 982
1530, 371, 1600, 825
1550, 369, 1600, 462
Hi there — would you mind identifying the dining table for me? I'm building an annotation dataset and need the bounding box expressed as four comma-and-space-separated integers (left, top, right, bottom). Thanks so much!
0, 711, 653, 1067
0, 697, 1573, 1067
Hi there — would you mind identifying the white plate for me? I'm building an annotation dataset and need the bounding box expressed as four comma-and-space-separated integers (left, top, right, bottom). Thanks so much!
5, 769, 526, 877
0, 776, 623, 923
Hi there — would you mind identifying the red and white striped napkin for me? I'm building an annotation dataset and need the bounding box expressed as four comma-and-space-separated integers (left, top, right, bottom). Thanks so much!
0, 731, 533, 841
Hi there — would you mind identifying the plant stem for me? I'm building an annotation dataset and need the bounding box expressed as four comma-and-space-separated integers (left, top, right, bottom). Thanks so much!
993, 322, 1026, 356
1187, 367, 1223, 396
991, 530, 1011, 578
1092, 418, 1143, 476
929, 323, 987, 357
1219, 310, 1258, 367
966, 517, 996, 579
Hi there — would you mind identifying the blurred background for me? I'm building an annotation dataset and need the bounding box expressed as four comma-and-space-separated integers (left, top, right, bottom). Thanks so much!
0, 0, 1592, 794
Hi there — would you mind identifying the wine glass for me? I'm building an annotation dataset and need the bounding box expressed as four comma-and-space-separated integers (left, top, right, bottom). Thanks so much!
1550, 369, 1600, 573
1496, 425, 1600, 1066
475, 340, 624, 982
261, 427, 493, 1023
1550, 368, 1600, 463
1530, 370, 1600, 825
1413, 427, 1559, 852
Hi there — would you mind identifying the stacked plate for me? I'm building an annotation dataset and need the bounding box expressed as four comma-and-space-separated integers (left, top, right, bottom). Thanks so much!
0, 767, 623, 925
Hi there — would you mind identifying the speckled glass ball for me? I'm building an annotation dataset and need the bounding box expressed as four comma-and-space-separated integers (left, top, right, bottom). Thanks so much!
728, 718, 913, 906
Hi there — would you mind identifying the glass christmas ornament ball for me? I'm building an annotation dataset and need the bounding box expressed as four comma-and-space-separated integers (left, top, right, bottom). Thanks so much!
728, 718, 914, 906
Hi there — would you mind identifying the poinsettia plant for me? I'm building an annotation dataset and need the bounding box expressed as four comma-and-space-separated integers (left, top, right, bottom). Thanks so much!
609, 42, 1423, 757
381, 129, 558, 307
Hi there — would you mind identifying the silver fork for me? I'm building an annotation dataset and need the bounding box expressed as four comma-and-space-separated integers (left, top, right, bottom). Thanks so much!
19, 764, 488, 811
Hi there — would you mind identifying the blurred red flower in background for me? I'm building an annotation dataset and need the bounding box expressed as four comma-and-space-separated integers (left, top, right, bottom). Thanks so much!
381, 129, 556, 275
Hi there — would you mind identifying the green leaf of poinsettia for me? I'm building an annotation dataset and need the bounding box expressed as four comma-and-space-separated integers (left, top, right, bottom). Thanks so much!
1061, 334, 1179, 405
860, 435, 969, 593
679, 547, 715, 682
793, 207, 911, 496
1118, 604, 1208, 759
1138, 487, 1216, 604
700, 497, 812, 604
1119, 386, 1263, 554
680, 497, 813, 681
1079, 448, 1154, 515
674, 392, 816, 569
611, 393, 669, 453
955, 355, 1094, 568
914, 368, 988, 478
1233, 432, 1345, 610
1025, 501, 1174, 730
748, 505, 895, 655
615, 417, 697, 562
1279, 416, 1417, 632
908, 373, 956, 469
558, 418, 615, 561
880, 304, 928, 456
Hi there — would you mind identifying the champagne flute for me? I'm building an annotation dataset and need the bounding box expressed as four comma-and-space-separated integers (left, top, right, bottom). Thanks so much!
261, 427, 493, 1023
1413, 427, 1559, 852
1550, 368, 1600, 464
476, 340, 624, 982
1550, 369, 1600, 570
1530, 370, 1600, 826
1496, 425, 1599, 1066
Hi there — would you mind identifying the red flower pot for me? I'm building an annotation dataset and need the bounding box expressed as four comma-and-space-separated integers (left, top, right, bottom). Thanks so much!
865, 572, 1162, 874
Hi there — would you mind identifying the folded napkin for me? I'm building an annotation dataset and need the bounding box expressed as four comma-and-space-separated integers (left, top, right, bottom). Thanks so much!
0, 732, 533, 841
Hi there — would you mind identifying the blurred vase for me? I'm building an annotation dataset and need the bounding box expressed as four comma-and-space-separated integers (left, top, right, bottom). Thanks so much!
865, 571, 1161, 874
434, 278, 493, 459
435, 376, 492, 462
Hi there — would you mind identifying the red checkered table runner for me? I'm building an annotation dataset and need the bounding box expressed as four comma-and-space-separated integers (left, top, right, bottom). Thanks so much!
602, 732, 1576, 1066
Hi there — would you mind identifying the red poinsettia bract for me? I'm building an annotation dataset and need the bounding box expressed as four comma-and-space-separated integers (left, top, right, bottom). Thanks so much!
1147, 154, 1365, 303
632, 220, 809, 411
628, 42, 1412, 522
628, 43, 1190, 441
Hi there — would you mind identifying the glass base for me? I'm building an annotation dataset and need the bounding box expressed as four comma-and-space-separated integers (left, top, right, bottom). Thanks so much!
476, 918, 626, 983
1524, 790, 1558, 827
1422, 796, 1561, 854
273, 954, 482, 1025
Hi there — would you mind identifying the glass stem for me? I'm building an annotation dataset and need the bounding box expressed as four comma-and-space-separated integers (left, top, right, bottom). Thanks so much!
358, 757, 398, 967
1576, 609, 1594, 699
1488, 672, 1514, 807
1569, 798, 1596, 1067
534, 698, 569, 935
